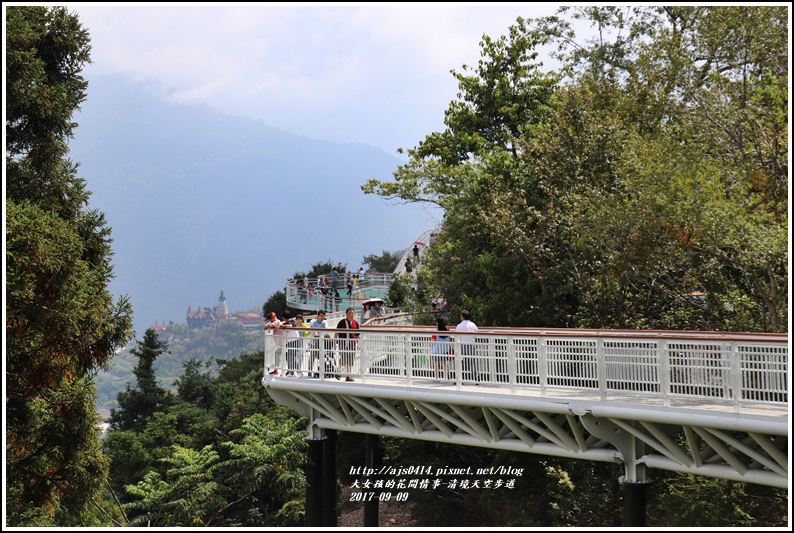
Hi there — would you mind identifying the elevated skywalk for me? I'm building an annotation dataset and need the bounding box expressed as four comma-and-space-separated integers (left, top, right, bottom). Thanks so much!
263, 323, 788, 488
285, 227, 438, 315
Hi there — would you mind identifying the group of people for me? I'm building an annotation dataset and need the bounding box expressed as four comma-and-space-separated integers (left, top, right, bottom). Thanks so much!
294, 267, 367, 303
265, 307, 360, 382
265, 306, 480, 385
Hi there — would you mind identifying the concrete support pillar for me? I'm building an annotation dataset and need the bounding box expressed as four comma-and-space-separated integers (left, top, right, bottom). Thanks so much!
363, 433, 380, 527
322, 429, 338, 527
305, 437, 325, 527
620, 477, 652, 527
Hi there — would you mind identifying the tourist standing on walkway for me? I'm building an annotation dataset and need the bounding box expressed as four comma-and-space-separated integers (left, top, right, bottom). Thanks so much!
331, 267, 340, 292
295, 315, 311, 376
405, 258, 413, 273
264, 311, 281, 332
335, 307, 360, 382
264, 311, 283, 375
456, 310, 479, 383
308, 310, 329, 377
300, 276, 309, 302
431, 317, 453, 382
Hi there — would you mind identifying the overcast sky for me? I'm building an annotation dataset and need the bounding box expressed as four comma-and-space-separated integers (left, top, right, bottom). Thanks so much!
63, 3, 566, 156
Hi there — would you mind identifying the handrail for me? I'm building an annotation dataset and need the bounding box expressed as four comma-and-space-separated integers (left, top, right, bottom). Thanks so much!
264, 327, 789, 412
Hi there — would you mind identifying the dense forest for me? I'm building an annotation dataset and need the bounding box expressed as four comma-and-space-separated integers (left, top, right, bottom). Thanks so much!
6, 5, 787, 527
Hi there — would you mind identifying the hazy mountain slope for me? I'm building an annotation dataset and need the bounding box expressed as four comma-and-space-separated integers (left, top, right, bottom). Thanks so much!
69, 74, 437, 335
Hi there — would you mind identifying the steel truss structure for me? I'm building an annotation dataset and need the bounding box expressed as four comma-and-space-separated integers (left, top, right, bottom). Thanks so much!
265, 378, 788, 488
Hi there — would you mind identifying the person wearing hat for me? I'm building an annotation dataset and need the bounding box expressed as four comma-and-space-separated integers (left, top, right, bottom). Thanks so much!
369, 299, 384, 319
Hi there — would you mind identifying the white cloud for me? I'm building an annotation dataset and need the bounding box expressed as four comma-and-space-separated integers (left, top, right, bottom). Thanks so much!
69, 3, 563, 153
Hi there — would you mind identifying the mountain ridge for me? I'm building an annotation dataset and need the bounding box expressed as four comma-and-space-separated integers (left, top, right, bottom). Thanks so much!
68, 74, 438, 336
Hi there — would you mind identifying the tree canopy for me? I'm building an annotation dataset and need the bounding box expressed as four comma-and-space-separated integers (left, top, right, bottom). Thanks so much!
364, 6, 788, 332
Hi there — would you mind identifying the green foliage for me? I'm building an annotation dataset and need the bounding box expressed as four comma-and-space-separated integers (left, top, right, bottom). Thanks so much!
95, 319, 264, 417
103, 429, 155, 499
103, 347, 298, 526
262, 290, 287, 319
356, 10, 787, 525
386, 273, 415, 309
213, 413, 308, 526
292, 259, 335, 279
109, 329, 173, 432
175, 359, 215, 410
6, 6, 91, 204
364, 7, 787, 333
649, 473, 755, 527
362, 249, 403, 272
123, 445, 224, 527
5, 6, 134, 525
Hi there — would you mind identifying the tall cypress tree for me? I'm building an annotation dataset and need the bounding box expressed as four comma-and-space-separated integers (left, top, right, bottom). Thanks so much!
6, 6, 133, 526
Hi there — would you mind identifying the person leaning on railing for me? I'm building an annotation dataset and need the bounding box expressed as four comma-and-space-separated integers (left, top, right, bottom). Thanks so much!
264, 311, 282, 375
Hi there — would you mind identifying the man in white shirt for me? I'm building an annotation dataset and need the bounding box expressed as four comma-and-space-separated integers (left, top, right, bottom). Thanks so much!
455, 310, 479, 384
308, 310, 329, 378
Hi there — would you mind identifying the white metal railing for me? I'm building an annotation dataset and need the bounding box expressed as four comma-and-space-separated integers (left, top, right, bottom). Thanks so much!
264, 328, 788, 411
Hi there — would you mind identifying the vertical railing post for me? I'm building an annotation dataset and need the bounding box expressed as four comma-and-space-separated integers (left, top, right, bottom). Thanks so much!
659, 339, 670, 407
403, 332, 413, 384
731, 341, 741, 413
507, 334, 517, 392
539, 335, 548, 398
480, 337, 488, 384
263, 333, 271, 373
360, 332, 369, 382
596, 337, 606, 401
453, 337, 462, 387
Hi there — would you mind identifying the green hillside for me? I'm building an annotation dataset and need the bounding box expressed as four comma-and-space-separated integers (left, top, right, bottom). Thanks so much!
95, 316, 264, 419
